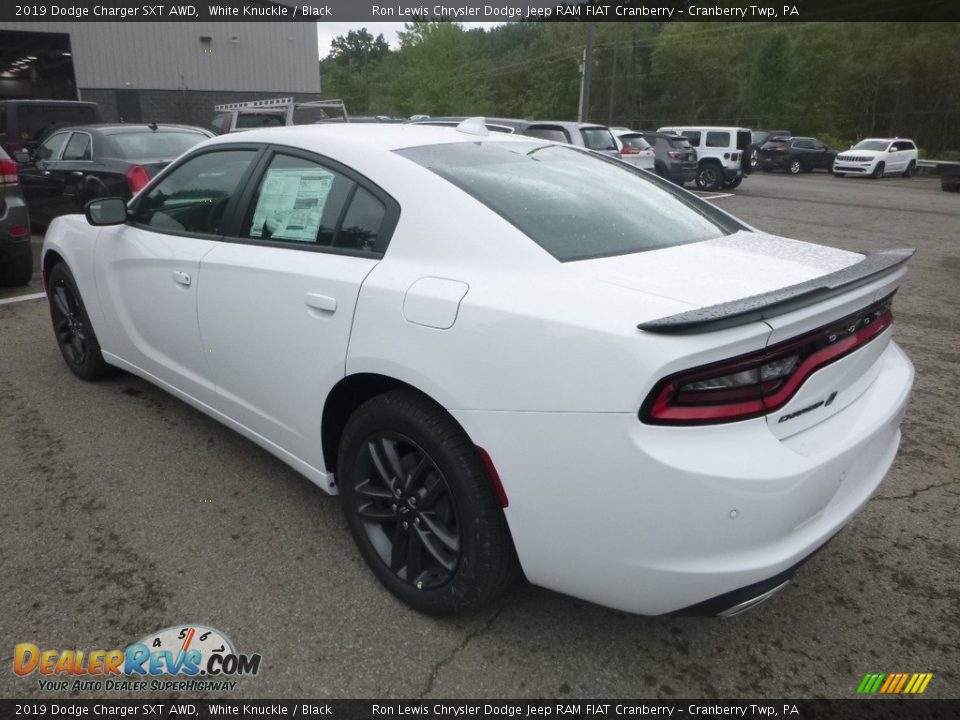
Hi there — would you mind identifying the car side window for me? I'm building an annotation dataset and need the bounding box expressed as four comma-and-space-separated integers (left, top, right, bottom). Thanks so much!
243, 153, 353, 245
335, 186, 386, 253
706, 131, 731, 148
35, 132, 69, 161
681, 131, 701, 146
62, 132, 92, 161
133, 149, 257, 235
793, 139, 813, 149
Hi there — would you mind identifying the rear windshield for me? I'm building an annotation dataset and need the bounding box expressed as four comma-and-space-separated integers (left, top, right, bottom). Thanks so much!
107, 130, 208, 159
397, 142, 729, 262
618, 134, 650, 150
581, 127, 617, 151
14, 104, 100, 142
235, 112, 286, 129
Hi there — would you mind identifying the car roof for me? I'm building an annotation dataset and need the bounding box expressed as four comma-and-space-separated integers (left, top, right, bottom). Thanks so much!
659, 126, 751, 133
202, 122, 544, 153
43, 123, 208, 134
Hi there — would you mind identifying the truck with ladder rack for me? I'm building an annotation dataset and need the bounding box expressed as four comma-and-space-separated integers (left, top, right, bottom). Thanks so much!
210, 97, 350, 134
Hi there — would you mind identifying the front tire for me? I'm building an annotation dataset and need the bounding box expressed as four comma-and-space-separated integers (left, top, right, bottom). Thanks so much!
871, 161, 885, 178
338, 390, 519, 616
46, 263, 114, 380
722, 177, 742, 189
695, 164, 722, 191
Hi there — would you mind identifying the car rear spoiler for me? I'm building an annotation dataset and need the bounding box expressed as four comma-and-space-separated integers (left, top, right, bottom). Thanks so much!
638, 247, 915, 334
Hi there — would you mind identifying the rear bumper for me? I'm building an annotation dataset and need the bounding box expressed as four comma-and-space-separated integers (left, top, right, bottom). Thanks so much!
664, 163, 697, 182
454, 340, 913, 615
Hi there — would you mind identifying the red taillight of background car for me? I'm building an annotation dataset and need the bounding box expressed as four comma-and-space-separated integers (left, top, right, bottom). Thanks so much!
126, 165, 151, 194
0, 158, 19, 185
8, 225, 28, 237
621, 146, 641, 155
667, 151, 685, 160
641, 296, 895, 425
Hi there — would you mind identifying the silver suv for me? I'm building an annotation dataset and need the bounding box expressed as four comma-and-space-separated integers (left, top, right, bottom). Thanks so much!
0, 146, 32, 286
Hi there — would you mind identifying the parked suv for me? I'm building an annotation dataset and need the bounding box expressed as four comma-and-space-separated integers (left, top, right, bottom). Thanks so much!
0, 146, 32, 286
749, 129, 790, 169
757, 136, 837, 174
658, 126, 751, 190
639, 131, 698, 185
612, 130, 656, 171
0, 100, 103, 158
833, 138, 919, 178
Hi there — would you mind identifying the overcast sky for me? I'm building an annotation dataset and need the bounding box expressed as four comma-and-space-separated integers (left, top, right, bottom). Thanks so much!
316, 22, 505, 58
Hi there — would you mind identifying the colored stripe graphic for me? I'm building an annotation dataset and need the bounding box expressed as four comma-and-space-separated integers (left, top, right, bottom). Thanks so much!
857, 672, 933, 694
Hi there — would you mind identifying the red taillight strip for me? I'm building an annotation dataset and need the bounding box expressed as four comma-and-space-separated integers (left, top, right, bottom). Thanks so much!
644, 307, 893, 425
475, 446, 509, 508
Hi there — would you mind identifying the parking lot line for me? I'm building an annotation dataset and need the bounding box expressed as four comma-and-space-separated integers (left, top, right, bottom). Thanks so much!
0, 292, 46, 306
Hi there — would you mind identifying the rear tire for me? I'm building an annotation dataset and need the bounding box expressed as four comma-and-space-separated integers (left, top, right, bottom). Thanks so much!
871, 161, 885, 178
788, 158, 803, 175
1, 250, 33, 287
695, 164, 722, 191
337, 390, 519, 616
46, 263, 115, 380
722, 177, 742, 190
902, 160, 916, 178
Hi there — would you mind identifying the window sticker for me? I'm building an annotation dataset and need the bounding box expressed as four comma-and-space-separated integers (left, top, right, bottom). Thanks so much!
250, 167, 334, 242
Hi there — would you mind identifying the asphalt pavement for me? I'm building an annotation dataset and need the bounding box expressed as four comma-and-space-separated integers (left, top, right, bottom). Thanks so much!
0, 171, 957, 699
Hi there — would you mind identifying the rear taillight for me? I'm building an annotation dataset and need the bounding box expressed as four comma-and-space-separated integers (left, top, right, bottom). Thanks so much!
0, 158, 18, 185
621, 146, 641, 155
641, 296, 895, 425
126, 165, 150, 194
731, 152, 740, 161
667, 151, 685, 160
8, 225, 28, 237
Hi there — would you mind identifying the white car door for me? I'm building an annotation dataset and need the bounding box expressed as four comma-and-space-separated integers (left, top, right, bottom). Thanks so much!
197, 148, 397, 471
95, 147, 261, 405
885, 142, 905, 172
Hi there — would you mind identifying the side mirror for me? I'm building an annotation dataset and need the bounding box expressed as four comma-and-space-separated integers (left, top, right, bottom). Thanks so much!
13, 151, 30, 164
85, 197, 128, 226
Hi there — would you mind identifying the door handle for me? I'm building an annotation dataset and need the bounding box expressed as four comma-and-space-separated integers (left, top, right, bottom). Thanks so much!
42, 170, 51, 176
71, 171, 83, 177
172, 271, 192, 287
305, 293, 337, 314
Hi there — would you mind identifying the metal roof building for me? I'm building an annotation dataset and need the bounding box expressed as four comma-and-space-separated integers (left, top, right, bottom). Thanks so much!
1, 21, 321, 127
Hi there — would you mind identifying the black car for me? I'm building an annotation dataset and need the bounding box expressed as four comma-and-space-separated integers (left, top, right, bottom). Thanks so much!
0, 99, 103, 158
639, 131, 698, 185
18, 123, 212, 227
0, 145, 32, 286
757, 136, 837, 174
942, 163, 960, 192
748, 128, 790, 169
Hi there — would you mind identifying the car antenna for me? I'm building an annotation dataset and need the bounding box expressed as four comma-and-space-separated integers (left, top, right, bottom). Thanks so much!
456, 117, 489, 137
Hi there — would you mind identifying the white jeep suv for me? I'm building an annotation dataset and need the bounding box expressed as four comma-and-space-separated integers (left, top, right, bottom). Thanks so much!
657, 126, 751, 191
833, 138, 919, 178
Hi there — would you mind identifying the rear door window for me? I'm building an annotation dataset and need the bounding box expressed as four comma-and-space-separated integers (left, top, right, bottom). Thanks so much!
580, 127, 618, 152
706, 131, 731, 148
18, 104, 99, 143
62, 132, 92, 161
681, 131, 701, 146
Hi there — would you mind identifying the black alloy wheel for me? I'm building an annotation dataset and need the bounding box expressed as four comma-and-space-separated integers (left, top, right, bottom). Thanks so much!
46, 263, 113, 380
338, 390, 519, 615
696, 164, 722, 191
352, 432, 461, 591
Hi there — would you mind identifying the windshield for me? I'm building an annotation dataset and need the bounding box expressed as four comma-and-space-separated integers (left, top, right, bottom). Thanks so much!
107, 129, 208, 159
397, 142, 731, 262
852, 140, 890, 152
581, 127, 617, 151
619, 134, 651, 150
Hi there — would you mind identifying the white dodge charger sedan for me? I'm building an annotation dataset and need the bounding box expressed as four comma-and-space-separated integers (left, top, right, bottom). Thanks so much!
41, 121, 914, 617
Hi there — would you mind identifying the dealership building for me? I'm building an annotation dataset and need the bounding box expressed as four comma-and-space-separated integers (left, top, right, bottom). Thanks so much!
0, 20, 321, 127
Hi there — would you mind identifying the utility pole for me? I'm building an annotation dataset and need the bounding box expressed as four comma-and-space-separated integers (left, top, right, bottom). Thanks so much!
577, 22, 594, 122
607, 45, 616, 126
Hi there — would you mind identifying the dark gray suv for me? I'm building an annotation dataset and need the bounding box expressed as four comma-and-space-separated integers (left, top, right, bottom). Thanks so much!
640, 132, 698, 186
0, 146, 32, 286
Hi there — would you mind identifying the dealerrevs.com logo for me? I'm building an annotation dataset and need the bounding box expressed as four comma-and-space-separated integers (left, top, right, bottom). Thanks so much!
14, 624, 261, 693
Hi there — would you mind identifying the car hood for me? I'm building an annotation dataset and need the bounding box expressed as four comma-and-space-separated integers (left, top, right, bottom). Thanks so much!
839, 149, 884, 158
570, 231, 862, 313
